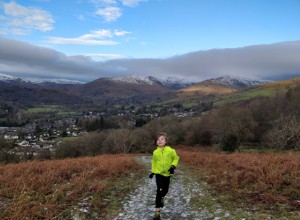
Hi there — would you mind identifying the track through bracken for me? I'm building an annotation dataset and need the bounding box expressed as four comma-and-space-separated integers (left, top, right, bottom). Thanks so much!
114, 156, 243, 220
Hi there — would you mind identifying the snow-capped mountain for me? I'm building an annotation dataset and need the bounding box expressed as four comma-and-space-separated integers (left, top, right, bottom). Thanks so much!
36, 79, 84, 85
204, 75, 267, 89
111, 74, 196, 89
0, 73, 84, 84
158, 76, 196, 89
111, 75, 157, 85
0, 73, 19, 81
0, 73, 84, 90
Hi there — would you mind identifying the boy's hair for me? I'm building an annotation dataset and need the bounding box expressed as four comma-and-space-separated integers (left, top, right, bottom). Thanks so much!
156, 132, 168, 143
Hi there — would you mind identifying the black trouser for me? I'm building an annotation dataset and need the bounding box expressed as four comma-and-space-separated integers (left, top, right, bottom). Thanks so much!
155, 174, 170, 208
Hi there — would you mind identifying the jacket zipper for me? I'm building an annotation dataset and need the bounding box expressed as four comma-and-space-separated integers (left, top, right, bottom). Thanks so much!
162, 147, 165, 173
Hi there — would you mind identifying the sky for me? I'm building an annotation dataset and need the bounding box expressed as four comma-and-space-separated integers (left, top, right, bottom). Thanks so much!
0, 0, 300, 82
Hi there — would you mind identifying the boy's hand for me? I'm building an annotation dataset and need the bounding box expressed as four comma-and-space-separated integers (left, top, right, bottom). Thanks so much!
168, 165, 176, 174
149, 173, 155, 179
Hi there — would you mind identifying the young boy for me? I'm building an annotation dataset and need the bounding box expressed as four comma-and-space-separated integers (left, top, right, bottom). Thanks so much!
149, 133, 179, 220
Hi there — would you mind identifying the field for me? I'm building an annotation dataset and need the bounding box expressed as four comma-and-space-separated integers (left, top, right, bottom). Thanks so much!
25, 105, 76, 116
177, 147, 300, 214
213, 87, 284, 106
0, 154, 144, 219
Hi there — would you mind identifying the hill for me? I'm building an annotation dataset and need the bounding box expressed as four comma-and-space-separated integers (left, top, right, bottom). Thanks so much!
179, 75, 265, 96
72, 76, 174, 104
0, 84, 84, 108
214, 76, 300, 106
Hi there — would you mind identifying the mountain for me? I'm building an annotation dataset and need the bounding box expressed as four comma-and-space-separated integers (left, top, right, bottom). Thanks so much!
0, 84, 84, 108
0, 73, 18, 81
0, 73, 41, 89
213, 76, 300, 106
37, 79, 83, 89
0, 73, 84, 107
0, 73, 192, 105
110, 74, 195, 89
206, 75, 268, 89
179, 75, 267, 95
73, 76, 174, 104
0, 73, 83, 89
157, 76, 196, 89
111, 75, 161, 85
0, 73, 275, 107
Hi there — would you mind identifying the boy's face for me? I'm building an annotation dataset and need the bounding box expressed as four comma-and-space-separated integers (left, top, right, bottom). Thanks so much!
157, 135, 166, 147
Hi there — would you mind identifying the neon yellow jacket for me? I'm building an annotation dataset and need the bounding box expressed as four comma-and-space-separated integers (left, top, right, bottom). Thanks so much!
151, 146, 179, 177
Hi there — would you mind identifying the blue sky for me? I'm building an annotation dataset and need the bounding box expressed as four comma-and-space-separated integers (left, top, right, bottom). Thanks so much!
0, 0, 300, 82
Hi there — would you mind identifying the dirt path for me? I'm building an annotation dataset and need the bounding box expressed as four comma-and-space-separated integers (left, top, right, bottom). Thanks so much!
113, 156, 238, 220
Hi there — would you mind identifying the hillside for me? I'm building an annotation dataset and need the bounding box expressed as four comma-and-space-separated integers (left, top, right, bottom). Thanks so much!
1, 151, 299, 219
179, 75, 265, 96
0, 154, 144, 219
214, 76, 300, 106
74, 77, 170, 97
179, 82, 236, 95
0, 84, 84, 107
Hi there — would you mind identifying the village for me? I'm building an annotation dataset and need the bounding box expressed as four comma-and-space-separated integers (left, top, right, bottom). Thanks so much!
0, 105, 195, 161
0, 116, 85, 159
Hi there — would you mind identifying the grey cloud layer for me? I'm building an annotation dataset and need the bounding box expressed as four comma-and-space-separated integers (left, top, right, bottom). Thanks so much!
0, 37, 299, 82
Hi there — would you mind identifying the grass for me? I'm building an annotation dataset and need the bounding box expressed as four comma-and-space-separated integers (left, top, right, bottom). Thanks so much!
24, 105, 77, 116
214, 77, 300, 106
2, 149, 299, 219
25, 105, 61, 113
213, 87, 285, 106
177, 147, 300, 218
0, 154, 145, 219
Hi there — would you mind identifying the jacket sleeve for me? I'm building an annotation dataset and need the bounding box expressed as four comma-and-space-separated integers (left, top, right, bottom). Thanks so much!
172, 149, 179, 167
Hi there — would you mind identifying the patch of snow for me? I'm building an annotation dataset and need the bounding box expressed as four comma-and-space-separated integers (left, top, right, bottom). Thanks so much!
0, 73, 18, 81
0, 73, 84, 84
209, 75, 269, 88
111, 74, 197, 89
158, 76, 196, 89
111, 74, 155, 85
36, 79, 84, 84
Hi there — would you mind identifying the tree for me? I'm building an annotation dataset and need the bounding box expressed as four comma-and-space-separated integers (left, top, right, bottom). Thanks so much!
265, 115, 300, 150
211, 104, 256, 151
102, 129, 131, 153
129, 127, 153, 153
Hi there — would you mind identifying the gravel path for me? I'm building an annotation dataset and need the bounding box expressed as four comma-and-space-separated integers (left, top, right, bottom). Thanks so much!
114, 156, 233, 220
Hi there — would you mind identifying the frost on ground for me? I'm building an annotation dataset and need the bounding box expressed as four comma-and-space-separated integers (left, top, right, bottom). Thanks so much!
114, 156, 244, 220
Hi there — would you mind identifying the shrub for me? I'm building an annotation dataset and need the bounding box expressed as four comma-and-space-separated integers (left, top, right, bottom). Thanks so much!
221, 134, 239, 152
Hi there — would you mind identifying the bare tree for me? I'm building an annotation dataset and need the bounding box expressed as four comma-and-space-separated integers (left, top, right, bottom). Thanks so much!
265, 115, 300, 150
102, 129, 131, 153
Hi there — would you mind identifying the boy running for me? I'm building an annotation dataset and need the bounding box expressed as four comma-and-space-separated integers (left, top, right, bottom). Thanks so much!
149, 133, 179, 220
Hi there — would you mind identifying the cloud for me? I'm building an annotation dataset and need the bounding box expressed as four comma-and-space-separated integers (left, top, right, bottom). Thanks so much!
95, 6, 122, 22
121, 0, 143, 7
0, 37, 112, 81
85, 53, 128, 61
89, 0, 117, 5
0, 37, 299, 82
92, 0, 145, 22
0, 1, 54, 34
46, 29, 131, 45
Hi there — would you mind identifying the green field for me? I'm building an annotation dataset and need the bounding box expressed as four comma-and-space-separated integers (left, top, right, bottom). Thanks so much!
25, 105, 76, 115
213, 87, 286, 106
